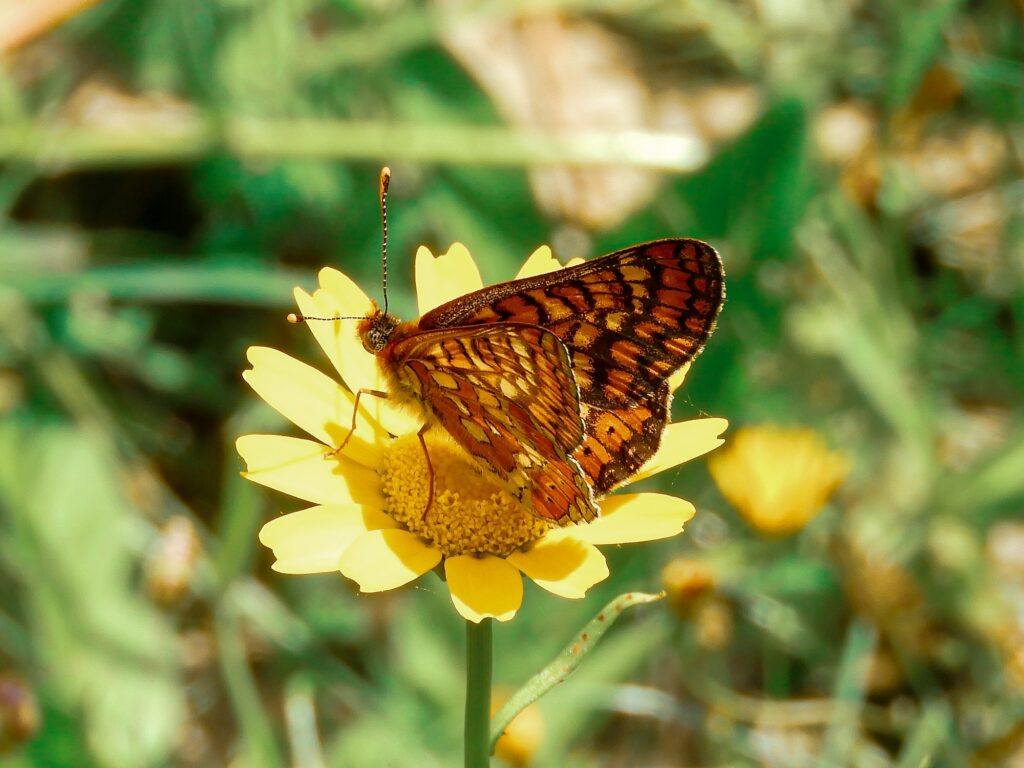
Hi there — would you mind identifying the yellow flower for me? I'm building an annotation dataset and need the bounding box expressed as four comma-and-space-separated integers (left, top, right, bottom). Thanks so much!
237, 244, 728, 622
708, 425, 848, 536
661, 556, 715, 615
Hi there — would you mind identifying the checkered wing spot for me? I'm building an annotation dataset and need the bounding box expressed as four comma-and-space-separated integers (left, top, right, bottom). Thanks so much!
418, 238, 725, 493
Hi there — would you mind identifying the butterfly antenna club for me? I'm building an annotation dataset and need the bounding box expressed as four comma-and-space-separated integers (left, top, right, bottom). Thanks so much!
287, 313, 364, 323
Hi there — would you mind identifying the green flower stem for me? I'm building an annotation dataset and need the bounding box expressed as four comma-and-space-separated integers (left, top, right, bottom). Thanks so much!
464, 618, 493, 768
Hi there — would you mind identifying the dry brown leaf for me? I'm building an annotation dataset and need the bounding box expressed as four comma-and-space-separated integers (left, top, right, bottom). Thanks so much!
61, 79, 197, 131
436, 6, 726, 229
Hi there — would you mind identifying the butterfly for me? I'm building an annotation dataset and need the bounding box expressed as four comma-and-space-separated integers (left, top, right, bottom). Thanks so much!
293, 169, 725, 525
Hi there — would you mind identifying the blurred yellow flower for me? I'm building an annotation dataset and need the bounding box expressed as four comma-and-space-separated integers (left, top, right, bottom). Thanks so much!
661, 557, 732, 648
0, 673, 39, 753
694, 598, 733, 650
661, 556, 715, 615
238, 244, 728, 623
492, 690, 543, 766
709, 425, 847, 537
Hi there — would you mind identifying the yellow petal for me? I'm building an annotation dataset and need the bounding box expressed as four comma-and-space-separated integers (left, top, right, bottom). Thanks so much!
243, 346, 384, 467
628, 418, 729, 485
515, 245, 561, 279
259, 504, 395, 574
445, 555, 523, 623
564, 257, 586, 267
338, 529, 441, 592
296, 275, 421, 437
236, 434, 383, 507
567, 493, 695, 546
668, 362, 691, 392
415, 243, 483, 315
293, 275, 372, 384
507, 537, 608, 598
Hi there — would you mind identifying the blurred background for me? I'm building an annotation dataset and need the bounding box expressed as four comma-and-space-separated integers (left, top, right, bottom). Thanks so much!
0, 0, 1022, 766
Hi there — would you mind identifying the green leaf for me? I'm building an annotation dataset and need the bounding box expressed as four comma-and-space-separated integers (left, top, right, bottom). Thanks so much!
489, 591, 663, 752
937, 426, 1024, 516
896, 704, 953, 768
887, 0, 967, 109
537, 613, 671, 760
0, 422, 186, 768
216, 606, 286, 768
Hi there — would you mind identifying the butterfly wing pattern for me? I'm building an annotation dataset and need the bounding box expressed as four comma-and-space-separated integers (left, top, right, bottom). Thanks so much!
418, 238, 725, 495
389, 323, 599, 523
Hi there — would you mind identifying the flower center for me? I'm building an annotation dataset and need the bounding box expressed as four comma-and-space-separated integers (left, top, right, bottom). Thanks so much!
378, 433, 554, 557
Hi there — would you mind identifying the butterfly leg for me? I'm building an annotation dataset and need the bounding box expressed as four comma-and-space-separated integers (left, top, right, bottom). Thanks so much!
416, 423, 435, 521
331, 388, 389, 456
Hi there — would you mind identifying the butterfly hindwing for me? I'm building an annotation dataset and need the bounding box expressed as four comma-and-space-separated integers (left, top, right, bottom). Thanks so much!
390, 323, 598, 524
418, 238, 725, 492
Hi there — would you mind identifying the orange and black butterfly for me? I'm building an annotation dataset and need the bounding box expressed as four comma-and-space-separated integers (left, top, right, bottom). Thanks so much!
293, 169, 725, 525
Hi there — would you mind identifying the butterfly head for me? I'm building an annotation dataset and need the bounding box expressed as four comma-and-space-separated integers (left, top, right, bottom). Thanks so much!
357, 304, 401, 353
358, 167, 399, 355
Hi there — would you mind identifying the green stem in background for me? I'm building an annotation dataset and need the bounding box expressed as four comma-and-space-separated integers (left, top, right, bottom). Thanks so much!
464, 618, 493, 768
216, 608, 286, 768
0, 118, 708, 172
816, 620, 876, 768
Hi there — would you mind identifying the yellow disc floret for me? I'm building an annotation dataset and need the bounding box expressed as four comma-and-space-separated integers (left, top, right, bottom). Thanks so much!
378, 433, 553, 557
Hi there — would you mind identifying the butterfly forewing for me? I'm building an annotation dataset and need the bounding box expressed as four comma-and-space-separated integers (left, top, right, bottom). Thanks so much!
389, 323, 598, 523
418, 239, 725, 493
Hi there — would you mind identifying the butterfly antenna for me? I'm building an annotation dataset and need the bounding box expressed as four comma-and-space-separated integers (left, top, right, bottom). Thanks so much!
289, 167, 391, 327
287, 313, 363, 323
379, 166, 391, 315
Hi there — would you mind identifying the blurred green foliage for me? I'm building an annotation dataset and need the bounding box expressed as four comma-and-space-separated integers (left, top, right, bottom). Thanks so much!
0, 0, 1022, 766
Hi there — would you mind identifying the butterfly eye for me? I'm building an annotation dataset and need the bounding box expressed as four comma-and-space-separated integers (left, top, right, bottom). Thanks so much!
362, 327, 389, 353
